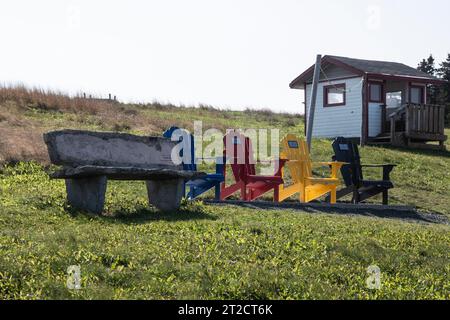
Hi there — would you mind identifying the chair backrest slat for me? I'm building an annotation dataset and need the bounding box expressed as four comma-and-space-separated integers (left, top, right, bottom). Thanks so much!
163, 126, 196, 171
223, 131, 256, 181
280, 135, 312, 183
331, 137, 363, 186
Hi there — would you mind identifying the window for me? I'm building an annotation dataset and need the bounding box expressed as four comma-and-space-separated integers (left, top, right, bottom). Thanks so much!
369, 82, 383, 103
386, 91, 402, 108
410, 86, 424, 104
324, 84, 346, 107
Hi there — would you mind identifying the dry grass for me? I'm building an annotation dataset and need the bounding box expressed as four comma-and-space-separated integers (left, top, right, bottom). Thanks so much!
0, 126, 47, 164
0, 85, 138, 163
0, 84, 295, 164
0, 84, 114, 115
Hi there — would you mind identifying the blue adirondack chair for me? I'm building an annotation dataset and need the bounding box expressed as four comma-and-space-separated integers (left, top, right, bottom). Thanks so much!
163, 127, 225, 200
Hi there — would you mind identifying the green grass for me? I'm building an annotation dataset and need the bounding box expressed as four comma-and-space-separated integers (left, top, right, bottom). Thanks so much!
0, 162, 449, 300
8, 100, 450, 215
1, 94, 450, 299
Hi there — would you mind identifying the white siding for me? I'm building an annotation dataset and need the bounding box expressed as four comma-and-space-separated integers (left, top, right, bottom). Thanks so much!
305, 77, 363, 138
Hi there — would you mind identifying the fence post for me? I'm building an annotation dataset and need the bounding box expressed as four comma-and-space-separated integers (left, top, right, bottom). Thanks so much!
306, 54, 322, 152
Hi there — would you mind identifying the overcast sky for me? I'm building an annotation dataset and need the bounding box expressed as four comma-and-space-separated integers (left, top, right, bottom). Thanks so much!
1, 0, 449, 113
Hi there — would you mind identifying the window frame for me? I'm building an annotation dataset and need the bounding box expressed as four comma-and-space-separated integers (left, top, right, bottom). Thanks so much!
368, 81, 384, 103
323, 83, 346, 108
409, 85, 425, 104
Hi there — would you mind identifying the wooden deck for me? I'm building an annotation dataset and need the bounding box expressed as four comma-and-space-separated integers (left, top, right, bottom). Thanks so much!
369, 103, 447, 150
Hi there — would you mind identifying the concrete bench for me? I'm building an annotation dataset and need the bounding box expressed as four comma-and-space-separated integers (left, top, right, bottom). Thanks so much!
44, 130, 204, 213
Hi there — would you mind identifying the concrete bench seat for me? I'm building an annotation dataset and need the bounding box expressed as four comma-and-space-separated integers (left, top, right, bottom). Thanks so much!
44, 130, 204, 213
50, 165, 204, 180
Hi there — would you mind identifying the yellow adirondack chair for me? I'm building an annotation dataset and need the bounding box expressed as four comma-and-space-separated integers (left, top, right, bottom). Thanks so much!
278, 134, 345, 204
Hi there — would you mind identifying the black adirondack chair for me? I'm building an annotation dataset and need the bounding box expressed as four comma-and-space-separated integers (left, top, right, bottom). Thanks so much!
330, 137, 395, 205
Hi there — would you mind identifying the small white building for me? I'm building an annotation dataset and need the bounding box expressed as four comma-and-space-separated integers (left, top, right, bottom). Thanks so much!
290, 55, 447, 149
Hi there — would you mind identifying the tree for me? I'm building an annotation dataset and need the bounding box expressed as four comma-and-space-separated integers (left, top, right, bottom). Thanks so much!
417, 54, 439, 104
418, 55, 436, 75
437, 54, 450, 125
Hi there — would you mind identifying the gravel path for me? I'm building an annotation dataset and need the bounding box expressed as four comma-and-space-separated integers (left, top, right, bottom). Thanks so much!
205, 200, 450, 225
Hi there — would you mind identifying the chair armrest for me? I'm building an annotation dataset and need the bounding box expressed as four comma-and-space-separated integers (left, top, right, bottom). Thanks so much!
255, 158, 288, 175
361, 164, 396, 181
194, 156, 226, 173
313, 162, 347, 179
214, 156, 225, 174
382, 165, 395, 181
257, 157, 287, 163
215, 163, 224, 174
197, 157, 224, 162
360, 164, 396, 168
247, 175, 283, 183
254, 158, 289, 176
314, 161, 348, 166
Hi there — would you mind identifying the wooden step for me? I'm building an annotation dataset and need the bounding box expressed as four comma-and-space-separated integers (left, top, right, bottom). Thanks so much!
368, 134, 391, 144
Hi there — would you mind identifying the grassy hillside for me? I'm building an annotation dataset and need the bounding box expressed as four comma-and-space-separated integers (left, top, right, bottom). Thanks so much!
1, 163, 449, 300
0, 86, 449, 299
1, 86, 449, 215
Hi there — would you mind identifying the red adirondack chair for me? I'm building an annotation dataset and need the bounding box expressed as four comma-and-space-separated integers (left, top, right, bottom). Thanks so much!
220, 130, 286, 201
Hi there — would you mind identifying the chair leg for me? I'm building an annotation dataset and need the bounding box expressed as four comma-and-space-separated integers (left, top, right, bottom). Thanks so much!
187, 186, 195, 200
273, 186, 280, 203
241, 184, 247, 201
382, 190, 388, 205
214, 183, 221, 200
330, 187, 337, 204
352, 188, 360, 204
247, 188, 253, 201
299, 189, 306, 203
220, 183, 226, 201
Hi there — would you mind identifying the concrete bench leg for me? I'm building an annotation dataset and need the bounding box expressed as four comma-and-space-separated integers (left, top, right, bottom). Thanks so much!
146, 178, 184, 211
65, 176, 107, 214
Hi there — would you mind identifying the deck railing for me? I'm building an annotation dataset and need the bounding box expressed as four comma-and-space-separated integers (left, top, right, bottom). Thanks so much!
389, 103, 446, 137
405, 103, 446, 136
386, 103, 447, 150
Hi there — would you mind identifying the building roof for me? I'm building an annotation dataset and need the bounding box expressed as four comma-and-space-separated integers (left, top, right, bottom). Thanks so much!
290, 55, 445, 88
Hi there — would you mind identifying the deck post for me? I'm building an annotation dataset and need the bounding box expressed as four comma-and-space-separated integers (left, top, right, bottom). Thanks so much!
439, 105, 445, 135
405, 104, 411, 147
390, 116, 395, 145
